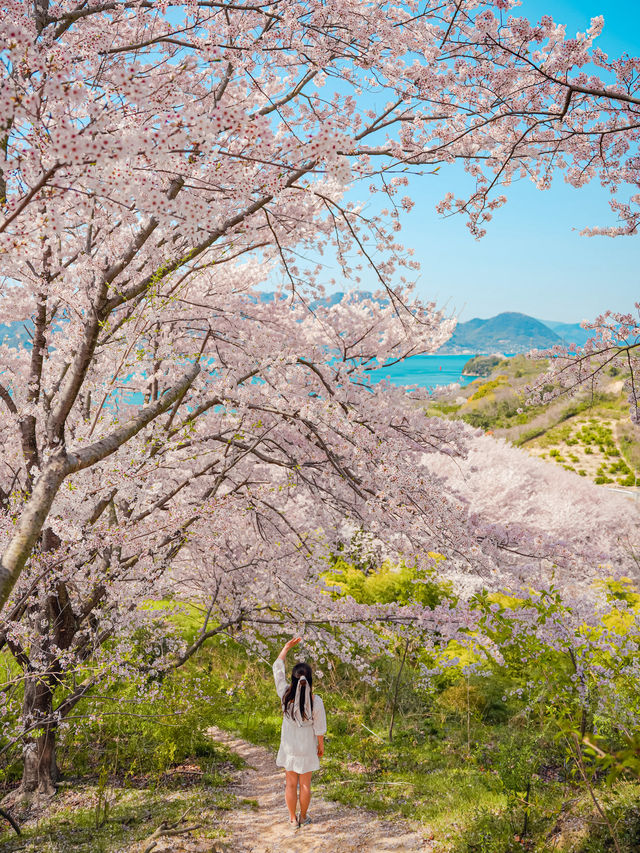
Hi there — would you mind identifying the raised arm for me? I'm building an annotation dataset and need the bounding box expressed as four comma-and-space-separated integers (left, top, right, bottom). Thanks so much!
277, 637, 301, 661
273, 636, 301, 699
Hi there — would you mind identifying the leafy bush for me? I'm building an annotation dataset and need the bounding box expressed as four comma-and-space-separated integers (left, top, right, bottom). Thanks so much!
324, 557, 453, 608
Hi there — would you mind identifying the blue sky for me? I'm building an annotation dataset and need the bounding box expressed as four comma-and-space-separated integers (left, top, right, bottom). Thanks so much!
384, 0, 640, 323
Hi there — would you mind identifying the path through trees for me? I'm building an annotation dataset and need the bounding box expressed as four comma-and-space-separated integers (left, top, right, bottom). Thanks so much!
206, 727, 429, 852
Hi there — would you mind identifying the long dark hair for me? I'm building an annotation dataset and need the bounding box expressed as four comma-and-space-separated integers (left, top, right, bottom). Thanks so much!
282, 661, 314, 720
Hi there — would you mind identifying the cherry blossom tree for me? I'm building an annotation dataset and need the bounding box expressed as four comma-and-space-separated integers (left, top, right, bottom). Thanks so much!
0, 286, 477, 795
2, 0, 640, 796
529, 306, 640, 429
424, 432, 640, 589
4, 0, 640, 606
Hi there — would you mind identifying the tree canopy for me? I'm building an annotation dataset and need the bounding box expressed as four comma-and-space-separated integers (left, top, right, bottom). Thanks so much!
1, 0, 639, 795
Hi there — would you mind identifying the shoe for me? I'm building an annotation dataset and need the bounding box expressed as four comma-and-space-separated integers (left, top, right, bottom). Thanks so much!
299, 816, 312, 826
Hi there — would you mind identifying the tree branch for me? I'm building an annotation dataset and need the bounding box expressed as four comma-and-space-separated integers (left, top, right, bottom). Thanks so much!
66, 363, 200, 473
0, 167, 58, 233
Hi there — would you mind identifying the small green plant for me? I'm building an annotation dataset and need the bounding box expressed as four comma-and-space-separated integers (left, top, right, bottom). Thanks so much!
95, 766, 112, 829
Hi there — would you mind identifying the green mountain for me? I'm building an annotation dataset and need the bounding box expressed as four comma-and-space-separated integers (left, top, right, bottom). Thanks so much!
438, 312, 563, 354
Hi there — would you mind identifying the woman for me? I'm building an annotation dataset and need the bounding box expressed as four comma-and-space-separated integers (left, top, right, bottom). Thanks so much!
273, 637, 327, 827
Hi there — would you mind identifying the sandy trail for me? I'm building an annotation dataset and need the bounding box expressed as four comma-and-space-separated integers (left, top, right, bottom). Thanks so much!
208, 727, 432, 852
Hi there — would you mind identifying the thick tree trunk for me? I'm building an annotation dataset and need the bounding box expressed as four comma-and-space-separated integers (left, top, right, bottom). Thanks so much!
18, 572, 76, 797
0, 452, 69, 611
19, 676, 58, 796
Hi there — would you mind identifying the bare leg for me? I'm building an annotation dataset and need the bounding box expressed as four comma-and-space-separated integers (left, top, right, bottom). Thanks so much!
299, 771, 312, 820
284, 770, 299, 822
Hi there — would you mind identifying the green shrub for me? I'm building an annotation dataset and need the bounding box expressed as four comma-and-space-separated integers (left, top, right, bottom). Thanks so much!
619, 474, 637, 486
324, 557, 453, 608
468, 375, 509, 402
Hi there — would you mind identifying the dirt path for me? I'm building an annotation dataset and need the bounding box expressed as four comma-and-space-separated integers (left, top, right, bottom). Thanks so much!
207, 727, 432, 853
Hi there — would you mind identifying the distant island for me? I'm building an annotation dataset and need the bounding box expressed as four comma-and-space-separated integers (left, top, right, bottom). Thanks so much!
436, 311, 589, 355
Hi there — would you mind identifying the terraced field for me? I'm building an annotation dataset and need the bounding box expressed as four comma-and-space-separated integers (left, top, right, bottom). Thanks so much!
525, 416, 638, 486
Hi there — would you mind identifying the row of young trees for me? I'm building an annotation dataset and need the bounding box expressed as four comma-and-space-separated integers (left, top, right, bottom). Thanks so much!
0, 0, 639, 796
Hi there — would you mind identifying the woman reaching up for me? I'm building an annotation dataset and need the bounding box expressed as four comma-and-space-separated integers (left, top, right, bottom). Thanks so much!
273, 637, 327, 828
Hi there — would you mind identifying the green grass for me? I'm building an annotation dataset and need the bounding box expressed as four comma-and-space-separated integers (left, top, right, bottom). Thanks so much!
186, 637, 640, 853
0, 764, 237, 852
189, 641, 540, 841
1, 633, 545, 850
429, 352, 639, 479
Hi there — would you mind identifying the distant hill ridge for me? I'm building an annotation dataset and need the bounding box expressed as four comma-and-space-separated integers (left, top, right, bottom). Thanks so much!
0, 300, 589, 354
301, 296, 587, 353
439, 312, 553, 354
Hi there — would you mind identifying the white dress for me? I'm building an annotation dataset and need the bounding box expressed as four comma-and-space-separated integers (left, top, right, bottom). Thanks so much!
273, 658, 327, 773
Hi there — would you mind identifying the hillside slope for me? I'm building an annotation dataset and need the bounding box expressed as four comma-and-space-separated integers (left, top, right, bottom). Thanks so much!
429, 354, 640, 490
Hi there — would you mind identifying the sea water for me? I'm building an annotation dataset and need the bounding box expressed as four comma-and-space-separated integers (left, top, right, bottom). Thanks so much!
119, 354, 481, 408
368, 354, 479, 391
